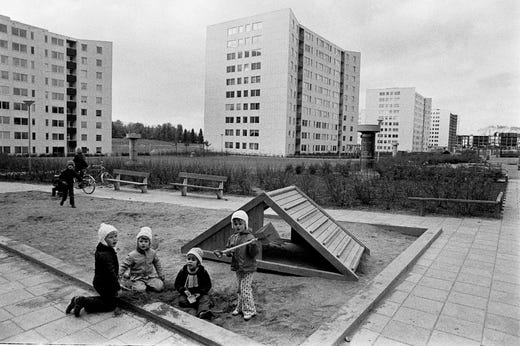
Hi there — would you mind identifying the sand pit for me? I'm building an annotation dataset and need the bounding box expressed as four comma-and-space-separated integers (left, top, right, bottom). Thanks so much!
0, 191, 417, 345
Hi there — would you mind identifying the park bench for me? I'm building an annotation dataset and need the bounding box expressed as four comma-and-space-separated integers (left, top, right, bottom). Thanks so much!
171, 172, 227, 199
105, 169, 150, 193
408, 192, 504, 218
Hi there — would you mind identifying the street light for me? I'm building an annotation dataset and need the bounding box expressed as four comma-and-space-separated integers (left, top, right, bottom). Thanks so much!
23, 100, 35, 172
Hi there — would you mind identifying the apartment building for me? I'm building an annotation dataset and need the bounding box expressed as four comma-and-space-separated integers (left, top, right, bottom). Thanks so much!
204, 9, 360, 156
0, 15, 112, 156
365, 87, 431, 152
429, 109, 458, 152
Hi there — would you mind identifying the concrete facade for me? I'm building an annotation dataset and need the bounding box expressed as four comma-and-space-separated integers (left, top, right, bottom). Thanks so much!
0, 15, 112, 156
429, 109, 458, 151
365, 87, 431, 152
204, 9, 360, 156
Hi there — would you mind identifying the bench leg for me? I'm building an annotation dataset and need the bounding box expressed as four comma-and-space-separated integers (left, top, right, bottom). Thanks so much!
141, 186, 147, 193
216, 189, 223, 199
419, 202, 425, 216
181, 185, 187, 196
114, 182, 120, 191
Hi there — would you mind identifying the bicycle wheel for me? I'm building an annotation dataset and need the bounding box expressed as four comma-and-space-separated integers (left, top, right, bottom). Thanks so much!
82, 174, 96, 194
100, 172, 114, 187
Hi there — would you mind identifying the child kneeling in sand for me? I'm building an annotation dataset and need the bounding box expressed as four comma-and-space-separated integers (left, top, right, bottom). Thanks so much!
66, 223, 121, 316
119, 227, 165, 292
174, 247, 213, 320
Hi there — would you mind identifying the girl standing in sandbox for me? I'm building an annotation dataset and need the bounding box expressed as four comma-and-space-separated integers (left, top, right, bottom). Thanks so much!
214, 210, 258, 321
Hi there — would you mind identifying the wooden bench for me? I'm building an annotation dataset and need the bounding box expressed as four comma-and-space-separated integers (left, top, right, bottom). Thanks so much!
105, 169, 149, 193
408, 192, 504, 218
171, 172, 227, 199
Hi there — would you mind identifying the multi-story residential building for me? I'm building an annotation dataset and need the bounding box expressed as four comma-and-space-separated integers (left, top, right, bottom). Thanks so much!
429, 109, 458, 152
365, 87, 431, 152
0, 15, 112, 156
204, 9, 360, 156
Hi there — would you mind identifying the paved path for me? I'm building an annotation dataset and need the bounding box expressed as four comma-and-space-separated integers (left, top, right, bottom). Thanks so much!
0, 157, 518, 345
0, 248, 201, 345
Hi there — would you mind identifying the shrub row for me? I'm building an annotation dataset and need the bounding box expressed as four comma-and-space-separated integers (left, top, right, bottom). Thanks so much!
0, 151, 505, 217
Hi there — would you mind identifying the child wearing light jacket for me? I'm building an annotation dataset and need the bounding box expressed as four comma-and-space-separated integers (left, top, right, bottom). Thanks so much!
119, 227, 165, 292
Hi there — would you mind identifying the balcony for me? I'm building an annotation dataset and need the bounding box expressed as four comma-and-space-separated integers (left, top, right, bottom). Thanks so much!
66, 88, 76, 96
66, 48, 77, 56
66, 61, 77, 70
66, 75, 76, 83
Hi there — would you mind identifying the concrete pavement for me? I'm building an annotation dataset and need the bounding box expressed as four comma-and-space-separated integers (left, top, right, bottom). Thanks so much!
0, 157, 518, 345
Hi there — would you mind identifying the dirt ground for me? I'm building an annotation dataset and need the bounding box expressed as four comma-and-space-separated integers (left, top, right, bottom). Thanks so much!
0, 191, 417, 345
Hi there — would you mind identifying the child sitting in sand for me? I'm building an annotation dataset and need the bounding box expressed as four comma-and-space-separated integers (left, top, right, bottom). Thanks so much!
119, 227, 165, 292
174, 247, 213, 320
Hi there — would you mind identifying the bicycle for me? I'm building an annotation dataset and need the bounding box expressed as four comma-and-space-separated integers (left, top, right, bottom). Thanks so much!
87, 162, 114, 187
75, 173, 96, 194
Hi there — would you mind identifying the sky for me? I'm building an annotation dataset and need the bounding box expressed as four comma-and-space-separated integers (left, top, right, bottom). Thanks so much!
2, 0, 519, 134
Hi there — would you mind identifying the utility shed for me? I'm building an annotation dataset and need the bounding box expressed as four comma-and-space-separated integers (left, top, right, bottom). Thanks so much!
182, 185, 369, 280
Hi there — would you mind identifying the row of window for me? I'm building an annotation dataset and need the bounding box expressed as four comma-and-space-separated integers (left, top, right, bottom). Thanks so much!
1, 23, 105, 54
226, 35, 262, 48
224, 142, 259, 150
225, 89, 260, 98
224, 116, 260, 124
0, 114, 104, 128
226, 49, 261, 60
227, 22, 262, 36
224, 103, 260, 111
226, 62, 261, 73
379, 91, 401, 96
224, 129, 259, 137
0, 131, 104, 141
225, 76, 261, 85
0, 146, 105, 155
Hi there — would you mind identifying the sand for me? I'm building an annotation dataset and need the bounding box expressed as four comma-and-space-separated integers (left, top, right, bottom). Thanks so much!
0, 191, 416, 345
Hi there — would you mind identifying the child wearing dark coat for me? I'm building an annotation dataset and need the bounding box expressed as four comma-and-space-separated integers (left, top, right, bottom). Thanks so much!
215, 210, 259, 321
58, 160, 80, 208
174, 247, 213, 320
66, 223, 121, 317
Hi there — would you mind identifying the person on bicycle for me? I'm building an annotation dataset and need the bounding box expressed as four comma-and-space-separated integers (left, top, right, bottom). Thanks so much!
58, 160, 80, 208
73, 147, 88, 187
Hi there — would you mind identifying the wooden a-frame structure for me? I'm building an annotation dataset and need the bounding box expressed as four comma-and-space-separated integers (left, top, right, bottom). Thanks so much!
181, 186, 370, 280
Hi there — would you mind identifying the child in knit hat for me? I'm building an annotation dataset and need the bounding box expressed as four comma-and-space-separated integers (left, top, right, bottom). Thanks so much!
58, 160, 80, 208
66, 223, 121, 317
174, 247, 213, 320
214, 210, 259, 321
119, 227, 165, 292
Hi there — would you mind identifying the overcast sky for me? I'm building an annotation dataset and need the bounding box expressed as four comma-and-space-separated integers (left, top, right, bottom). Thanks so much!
3, 0, 519, 134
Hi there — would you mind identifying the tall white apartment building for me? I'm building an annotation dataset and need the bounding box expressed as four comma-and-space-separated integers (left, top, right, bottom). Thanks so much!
204, 9, 360, 156
365, 87, 431, 152
429, 109, 458, 151
0, 15, 112, 156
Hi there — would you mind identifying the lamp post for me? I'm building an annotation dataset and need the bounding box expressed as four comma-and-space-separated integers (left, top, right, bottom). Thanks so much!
23, 100, 35, 172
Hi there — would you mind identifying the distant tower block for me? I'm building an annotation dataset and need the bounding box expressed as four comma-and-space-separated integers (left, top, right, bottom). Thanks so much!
126, 133, 141, 161
358, 123, 381, 170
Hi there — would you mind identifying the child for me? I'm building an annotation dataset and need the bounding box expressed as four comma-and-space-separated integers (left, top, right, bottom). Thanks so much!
58, 160, 80, 208
66, 223, 120, 317
174, 247, 213, 320
73, 147, 88, 186
215, 210, 259, 321
119, 227, 165, 292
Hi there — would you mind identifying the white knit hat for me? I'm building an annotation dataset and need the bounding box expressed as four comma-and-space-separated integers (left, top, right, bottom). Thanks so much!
98, 223, 118, 246
137, 227, 153, 241
187, 247, 203, 264
231, 210, 249, 229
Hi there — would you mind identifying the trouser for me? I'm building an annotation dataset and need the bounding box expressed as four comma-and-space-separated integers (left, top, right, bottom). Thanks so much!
178, 293, 211, 315
81, 286, 117, 313
235, 272, 256, 315
61, 183, 74, 206
124, 277, 164, 293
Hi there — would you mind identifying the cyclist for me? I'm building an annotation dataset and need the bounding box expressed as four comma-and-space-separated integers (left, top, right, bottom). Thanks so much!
73, 147, 88, 187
